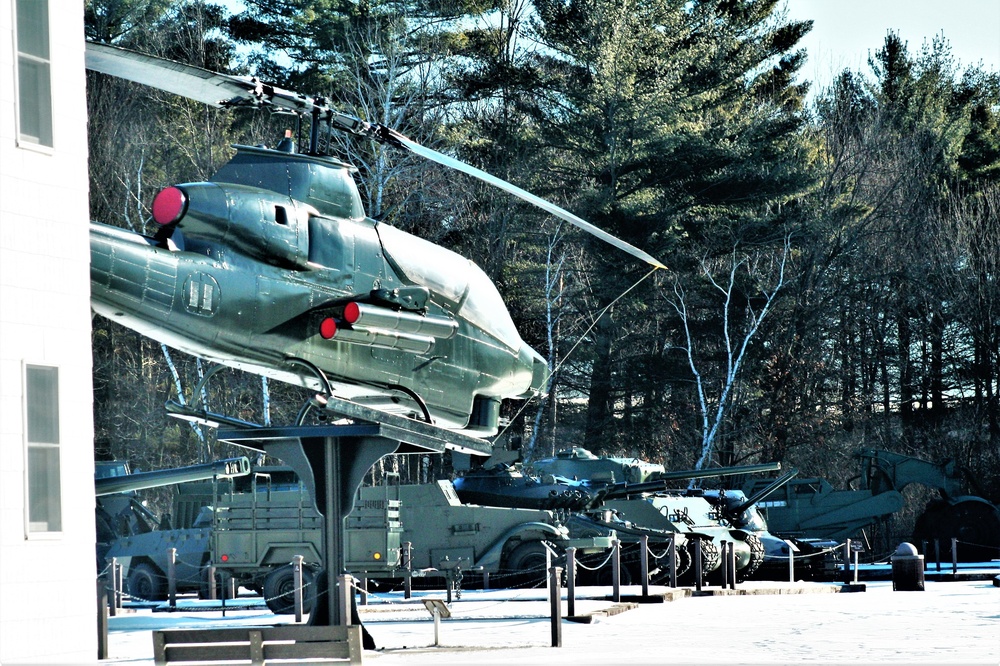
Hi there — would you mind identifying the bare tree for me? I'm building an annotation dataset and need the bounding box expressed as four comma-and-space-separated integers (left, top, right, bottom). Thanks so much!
668, 238, 790, 473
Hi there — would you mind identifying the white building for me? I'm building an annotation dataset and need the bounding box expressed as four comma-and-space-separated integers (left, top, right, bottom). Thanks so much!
0, 0, 96, 662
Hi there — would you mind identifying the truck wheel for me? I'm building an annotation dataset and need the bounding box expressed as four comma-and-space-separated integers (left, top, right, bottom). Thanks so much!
263, 565, 314, 615
502, 541, 551, 587
128, 563, 166, 601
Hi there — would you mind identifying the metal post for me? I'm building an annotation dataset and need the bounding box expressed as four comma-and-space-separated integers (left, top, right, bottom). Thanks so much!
789, 546, 795, 583
611, 538, 621, 603
934, 539, 941, 572
482, 572, 489, 590
548, 566, 562, 648
115, 559, 123, 611
207, 564, 217, 601
853, 548, 859, 584
293, 555, 304, 623
403, 542, 413, 599
97, 575, 109, 660
732, 540, 739, 587
842, 540, 851, 584
359, 576, 368, 606
668, 535, 677, 589
338, 574, 352, 626
566, 547, 576, 618
168, 548, 177, 610
921, 540, 928, 569
951, 538, 958, 574
108, 559, 118, 618
721, 540, 729, 589
640, 535, 649, 597
432, 606, 441, 646
694, 540, 703, 593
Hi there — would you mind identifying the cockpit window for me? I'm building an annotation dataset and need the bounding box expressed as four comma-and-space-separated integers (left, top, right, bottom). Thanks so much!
376, 222, 522, 348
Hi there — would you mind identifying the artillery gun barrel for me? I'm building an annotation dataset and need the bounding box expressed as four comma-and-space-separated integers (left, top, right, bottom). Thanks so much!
732, 468, 800, 515
95, 456, 251, 496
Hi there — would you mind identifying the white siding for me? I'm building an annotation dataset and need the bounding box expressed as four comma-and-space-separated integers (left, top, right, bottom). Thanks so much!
0, 0, 96, 662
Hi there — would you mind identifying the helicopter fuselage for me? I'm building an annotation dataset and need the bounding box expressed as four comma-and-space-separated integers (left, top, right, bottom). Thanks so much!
91, 146, 547, 435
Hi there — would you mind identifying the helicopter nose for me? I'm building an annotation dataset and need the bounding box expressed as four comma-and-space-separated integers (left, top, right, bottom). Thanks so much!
513, 345, 549, 398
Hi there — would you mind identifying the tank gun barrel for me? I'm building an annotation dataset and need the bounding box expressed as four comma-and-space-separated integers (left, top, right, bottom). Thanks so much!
602, 462, 783, 500
95, 457, 251, 496
653, 462, 782, 482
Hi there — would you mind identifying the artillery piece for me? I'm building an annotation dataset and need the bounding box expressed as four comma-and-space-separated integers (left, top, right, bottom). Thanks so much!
744, 448, 1000, 561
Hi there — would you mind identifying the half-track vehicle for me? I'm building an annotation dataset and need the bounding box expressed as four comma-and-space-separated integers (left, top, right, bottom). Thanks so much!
353, 478, 613, 590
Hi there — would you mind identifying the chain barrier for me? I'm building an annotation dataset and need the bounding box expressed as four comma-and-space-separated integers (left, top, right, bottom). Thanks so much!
573, 548, 616, 572
100, 535, 1000, 610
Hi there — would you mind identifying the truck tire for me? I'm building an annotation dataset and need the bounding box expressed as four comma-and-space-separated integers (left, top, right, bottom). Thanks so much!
263, 565, 314, 615
128, 563, 166, 601
502, 541, 550, 587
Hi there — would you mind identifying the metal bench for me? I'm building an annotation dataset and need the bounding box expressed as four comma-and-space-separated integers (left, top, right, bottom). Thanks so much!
152, 625, 363, 665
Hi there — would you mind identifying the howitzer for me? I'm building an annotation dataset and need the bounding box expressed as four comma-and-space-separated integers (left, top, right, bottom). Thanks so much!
95, 456, 250, 496
727, 468, 800, 517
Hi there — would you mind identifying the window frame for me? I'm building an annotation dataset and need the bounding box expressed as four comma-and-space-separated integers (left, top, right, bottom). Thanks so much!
12, 0, 54, 152
23, 361, 63, 539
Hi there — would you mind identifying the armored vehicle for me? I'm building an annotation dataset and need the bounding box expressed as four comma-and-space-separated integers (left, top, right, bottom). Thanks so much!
524, 448, 797, 583
95, 457, 250, 601
355, 479, 612, 589
99, 459, 610, 610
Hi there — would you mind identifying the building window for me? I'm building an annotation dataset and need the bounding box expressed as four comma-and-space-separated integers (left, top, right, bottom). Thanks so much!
15, 0, 53, 148
25, 364, 61, 534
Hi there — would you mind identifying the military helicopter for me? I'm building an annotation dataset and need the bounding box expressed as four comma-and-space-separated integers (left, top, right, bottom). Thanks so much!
86, 42, 665, 437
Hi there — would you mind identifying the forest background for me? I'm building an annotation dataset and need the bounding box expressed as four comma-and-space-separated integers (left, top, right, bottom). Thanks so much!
85, 0, 1000, 550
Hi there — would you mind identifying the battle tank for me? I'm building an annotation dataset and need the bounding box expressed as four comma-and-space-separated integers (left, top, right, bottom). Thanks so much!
455, 448, 796, 584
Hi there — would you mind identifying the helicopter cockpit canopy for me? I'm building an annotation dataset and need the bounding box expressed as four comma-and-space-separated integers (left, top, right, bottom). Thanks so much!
376, 222, 522, 350
212, 145, 365, 221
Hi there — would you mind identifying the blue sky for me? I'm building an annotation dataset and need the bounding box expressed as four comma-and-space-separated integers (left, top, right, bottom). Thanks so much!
784, 0, 1000, 91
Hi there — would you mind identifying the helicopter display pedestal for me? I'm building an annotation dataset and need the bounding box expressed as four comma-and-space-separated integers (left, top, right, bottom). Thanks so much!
218, 418, 491, 626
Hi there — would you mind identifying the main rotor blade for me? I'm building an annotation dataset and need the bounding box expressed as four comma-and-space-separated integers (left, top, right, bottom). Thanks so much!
86, 41, 256, 107
86, 41, 371, 133
85, 41, 667, 270
395, 135, 668, 270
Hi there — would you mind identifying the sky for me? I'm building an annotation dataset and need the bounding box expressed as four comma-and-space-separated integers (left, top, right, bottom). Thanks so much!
784, 0, 1000, 93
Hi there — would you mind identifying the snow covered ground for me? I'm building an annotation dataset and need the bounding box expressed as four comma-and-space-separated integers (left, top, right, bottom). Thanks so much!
92, 577, 999, 665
